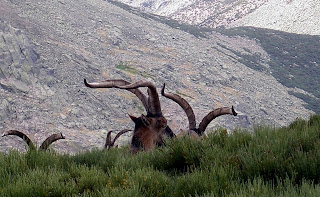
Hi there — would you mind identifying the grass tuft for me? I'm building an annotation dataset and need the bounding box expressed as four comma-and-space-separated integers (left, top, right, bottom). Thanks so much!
1, 114, 320, 196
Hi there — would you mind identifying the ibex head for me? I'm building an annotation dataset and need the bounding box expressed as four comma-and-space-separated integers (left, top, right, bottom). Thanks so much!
129, 114, 167, 153
129, 114, 167, 131
85, 79, 237, 152
85, 79, 171, 153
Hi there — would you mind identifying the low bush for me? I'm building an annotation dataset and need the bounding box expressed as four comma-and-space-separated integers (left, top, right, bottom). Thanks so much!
1, 115, 320, 196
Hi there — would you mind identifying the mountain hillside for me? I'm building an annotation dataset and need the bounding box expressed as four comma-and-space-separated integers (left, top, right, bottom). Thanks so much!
0, 0, 313, 153
109, 0, 320, 113
230, 0, 320, 35
113, 0, 320, 35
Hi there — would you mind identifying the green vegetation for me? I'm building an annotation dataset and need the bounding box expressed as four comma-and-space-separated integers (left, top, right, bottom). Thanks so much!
115, 61, 154, 78
115, 61, 140, 75
217, 27, 320, 113
1, 115, 320, 196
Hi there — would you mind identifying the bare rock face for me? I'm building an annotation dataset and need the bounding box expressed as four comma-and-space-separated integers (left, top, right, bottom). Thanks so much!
229, 0, 320, 35
111, 0, 268, 27
110, 0, 195, 16
0, 0, 313, 153
170, 0, 268, 28
0, 20, 39, 93
113, 0, 320, 35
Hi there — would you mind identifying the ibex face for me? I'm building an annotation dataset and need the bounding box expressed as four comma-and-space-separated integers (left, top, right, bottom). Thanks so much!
129, 114, 167, 153
85, 79, 174, 153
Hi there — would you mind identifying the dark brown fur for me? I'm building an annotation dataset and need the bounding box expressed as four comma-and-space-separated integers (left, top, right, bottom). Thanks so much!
85, 79, 173, 153
129, 115, 167, 153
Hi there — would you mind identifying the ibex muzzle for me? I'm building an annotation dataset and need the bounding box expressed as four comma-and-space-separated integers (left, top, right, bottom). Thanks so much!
129, 114, 167, 153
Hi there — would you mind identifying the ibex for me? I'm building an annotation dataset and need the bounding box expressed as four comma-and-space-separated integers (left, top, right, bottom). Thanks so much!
161, 83, 237, 137
2, 130, 65, 150
85, 79, 238, 152
84, 79, 174, 153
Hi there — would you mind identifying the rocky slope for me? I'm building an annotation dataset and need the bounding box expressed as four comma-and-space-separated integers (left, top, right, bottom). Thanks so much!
113, 0, 320, 35
109, 0, 194, 16
229, 0, 320, 35
0, 0, 312, 153
110, 0, 267, 27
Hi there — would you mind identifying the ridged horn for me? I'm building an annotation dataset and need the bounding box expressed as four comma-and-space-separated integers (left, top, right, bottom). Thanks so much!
39, 133, 65, 150
116, 80, 162, 117
197, 106, 238, 135
110, 129, 132, 147
2, 130, 35, 148
84, 79, 149, 113
105, 130, 114, 149
105, 129, 132, 149
161, 83, 196, 130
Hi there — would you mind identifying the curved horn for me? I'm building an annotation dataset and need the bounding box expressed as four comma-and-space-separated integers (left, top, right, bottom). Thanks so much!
117, 80, 162, 117
161, 83, 196, 130
105, 130, 114, 149
110, 129, 132, 147
2, 130, 35, 148
105, 129, 132, 149
197, 106, 238, 135
84, 79, 149, 113
39, 133, 65, 150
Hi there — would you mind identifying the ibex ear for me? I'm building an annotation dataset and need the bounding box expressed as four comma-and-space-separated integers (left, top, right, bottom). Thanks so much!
141, 114, 151, 127
128, 114, 138, 123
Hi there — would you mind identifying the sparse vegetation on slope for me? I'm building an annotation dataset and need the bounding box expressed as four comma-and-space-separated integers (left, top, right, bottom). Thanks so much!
1, 115, 320, 196
108, 1, 320, 113
217, 27, 320, 113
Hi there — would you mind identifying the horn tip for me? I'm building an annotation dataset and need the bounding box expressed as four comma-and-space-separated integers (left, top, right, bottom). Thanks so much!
84, 79, 89, 87
161, 83, 166, 95
231, 106, 238, 116
2, 131, 8, 137
128, 114, 138, 122
60, 133, 65, 139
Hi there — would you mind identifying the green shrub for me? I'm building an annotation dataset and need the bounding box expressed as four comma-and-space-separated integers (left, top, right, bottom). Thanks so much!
1, 115, 320, 196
